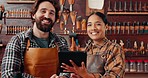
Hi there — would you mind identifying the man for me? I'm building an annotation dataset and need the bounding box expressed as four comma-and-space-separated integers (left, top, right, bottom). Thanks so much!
1, 0, 69, 77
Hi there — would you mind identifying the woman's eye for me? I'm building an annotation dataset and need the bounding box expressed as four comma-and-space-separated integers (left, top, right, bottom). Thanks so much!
87, 24, 91, 26
87, 23, 91, 26
96, 23, 101, 26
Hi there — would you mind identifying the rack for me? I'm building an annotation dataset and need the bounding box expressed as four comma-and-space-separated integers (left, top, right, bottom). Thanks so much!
7, 1, 34, 4
107, 12, 148, 15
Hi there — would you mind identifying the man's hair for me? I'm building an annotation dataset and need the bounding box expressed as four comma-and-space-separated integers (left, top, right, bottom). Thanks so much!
30, 0, 60, 22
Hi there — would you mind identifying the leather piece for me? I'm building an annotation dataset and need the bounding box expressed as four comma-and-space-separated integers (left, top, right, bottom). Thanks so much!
24, 47, 59, 78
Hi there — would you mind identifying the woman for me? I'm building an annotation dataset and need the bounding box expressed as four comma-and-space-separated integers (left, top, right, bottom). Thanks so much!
52, 12, 125, 78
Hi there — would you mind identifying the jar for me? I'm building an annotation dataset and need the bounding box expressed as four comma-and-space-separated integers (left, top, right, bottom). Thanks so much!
129, 60, 136, 72
137, 60, 143, 72
125, 60, 129, 72
144, 60, 148, 72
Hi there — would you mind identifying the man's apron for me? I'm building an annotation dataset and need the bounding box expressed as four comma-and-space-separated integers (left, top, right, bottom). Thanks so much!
24, 40, 59, 78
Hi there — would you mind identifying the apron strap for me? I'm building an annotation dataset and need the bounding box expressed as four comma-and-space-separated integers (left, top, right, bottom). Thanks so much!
26, 39, 30, 51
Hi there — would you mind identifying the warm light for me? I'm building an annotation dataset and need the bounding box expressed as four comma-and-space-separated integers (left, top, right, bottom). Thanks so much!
88, 0, 104, 9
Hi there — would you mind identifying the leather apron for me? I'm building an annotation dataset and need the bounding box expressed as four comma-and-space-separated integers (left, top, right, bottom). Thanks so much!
24, 40, 59, 78
87, 46, 106, 75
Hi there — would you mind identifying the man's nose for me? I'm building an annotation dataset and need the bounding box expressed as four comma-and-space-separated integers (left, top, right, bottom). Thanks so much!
44, 13, 50, 18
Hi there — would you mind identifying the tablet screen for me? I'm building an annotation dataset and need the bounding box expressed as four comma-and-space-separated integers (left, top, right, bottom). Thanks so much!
58, 51, 87, 72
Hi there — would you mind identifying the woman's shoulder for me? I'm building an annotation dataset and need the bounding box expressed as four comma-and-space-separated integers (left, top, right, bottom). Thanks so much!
107, 40, 122, 49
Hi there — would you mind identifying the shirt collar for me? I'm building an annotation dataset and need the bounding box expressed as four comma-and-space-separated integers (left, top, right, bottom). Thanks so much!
24, 28, 56, 43
85, 37, 109, 52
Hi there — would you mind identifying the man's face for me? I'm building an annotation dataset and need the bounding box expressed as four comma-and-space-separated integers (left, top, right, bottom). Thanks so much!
32, 1, 56, 32
87, 14, 107, 41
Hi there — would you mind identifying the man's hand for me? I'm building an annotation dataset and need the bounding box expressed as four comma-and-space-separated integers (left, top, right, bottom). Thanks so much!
50, 74, 67, 78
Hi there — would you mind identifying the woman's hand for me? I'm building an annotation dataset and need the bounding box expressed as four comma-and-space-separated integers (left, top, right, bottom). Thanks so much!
70, 73, 81, 78
61, 60, 90, 78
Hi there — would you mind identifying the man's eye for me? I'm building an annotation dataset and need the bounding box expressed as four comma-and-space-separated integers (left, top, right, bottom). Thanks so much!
41, 10, 46, 13
50, 12, 55, 15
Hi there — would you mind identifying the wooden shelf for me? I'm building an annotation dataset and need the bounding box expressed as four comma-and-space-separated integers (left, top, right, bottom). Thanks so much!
7, 1, 35, 4
107, 34, 148, 36
6, 17, 31, 19
107, 12, 148, 15
77, 33, 148, 36
125, 55, 148, 58
126, 72, 148, 74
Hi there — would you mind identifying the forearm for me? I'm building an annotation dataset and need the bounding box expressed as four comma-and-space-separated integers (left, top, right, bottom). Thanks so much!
103, 52, 125, 77
2, 57, 21, 77
1, 37, 24, 77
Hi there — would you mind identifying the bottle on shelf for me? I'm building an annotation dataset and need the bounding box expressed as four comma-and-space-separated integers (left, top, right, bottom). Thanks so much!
144, 60, 148, 72
107, 0, 112, 12
137, 60, 144, 72
143, 3, 148, 12
123, 1, 128, 12
134, 1, 138, 12
125, 60, 130, 72
118, 1, 123, 12
113, 1, 118, 12
139, 41, 145, 55
129, 0, 133, 12
117, 22, 121, 34
129, 60, 136, 72
126, 22, 130, 35
138, 1, 142, 12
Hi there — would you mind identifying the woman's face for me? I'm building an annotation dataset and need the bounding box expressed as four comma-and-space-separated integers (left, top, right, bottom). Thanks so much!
87, 14, 107, 41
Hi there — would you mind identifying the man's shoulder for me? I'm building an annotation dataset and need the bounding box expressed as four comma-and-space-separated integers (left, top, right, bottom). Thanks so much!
52, 33, 67, 41
52, 33, 69, 51
52, 33, 64, 38
10, 29, 31, 42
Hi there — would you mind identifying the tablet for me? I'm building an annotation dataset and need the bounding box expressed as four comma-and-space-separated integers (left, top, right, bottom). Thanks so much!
58, 51, 87, 72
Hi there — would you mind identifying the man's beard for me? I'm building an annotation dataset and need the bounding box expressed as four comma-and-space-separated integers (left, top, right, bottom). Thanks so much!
35, 17, 55, 32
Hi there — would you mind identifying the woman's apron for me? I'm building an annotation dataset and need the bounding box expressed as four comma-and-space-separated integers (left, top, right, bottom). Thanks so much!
24, 40, 59, 78
87, 46, 106, 75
